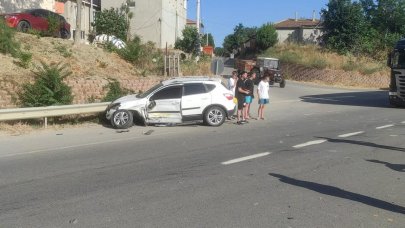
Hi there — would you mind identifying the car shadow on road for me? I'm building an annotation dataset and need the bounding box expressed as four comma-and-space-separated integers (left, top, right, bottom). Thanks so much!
317, 137, 405, 153
366, 159, 405, 172
269, 173, 405, 215
300, 91, 394, 108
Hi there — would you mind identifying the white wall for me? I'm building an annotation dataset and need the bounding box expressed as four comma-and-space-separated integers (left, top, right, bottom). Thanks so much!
277, 29, 296, 44
63, 1, 93, 41
102, 0, 186, 48
0, 0, 54, 13
302, 28, 323, 44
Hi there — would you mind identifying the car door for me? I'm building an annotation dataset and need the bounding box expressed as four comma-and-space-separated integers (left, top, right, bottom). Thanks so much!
147, 86, 183, 124
181, 83, 211, 119
36, 9, 51, 31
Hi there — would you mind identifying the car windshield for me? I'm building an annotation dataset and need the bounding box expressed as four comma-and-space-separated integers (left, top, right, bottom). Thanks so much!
136, 83, 162, 98
392, 50, 405, 69
257, 58, 279, 69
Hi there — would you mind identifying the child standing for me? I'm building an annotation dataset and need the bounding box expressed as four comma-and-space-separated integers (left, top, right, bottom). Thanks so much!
257, 76, 270, 120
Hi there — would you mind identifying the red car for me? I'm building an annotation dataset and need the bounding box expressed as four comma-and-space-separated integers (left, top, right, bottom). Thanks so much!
2, 9, 71, 39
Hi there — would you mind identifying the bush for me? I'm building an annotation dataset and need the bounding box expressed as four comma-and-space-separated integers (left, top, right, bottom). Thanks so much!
0, 18, 20, 56
18, 62, 73, 107
16, 51, 32, 69
309, 57, 328, 69
54, 43, 72, 58
117, 36, 142, 63
102, 80, 133, 102
46, 14, 60, 37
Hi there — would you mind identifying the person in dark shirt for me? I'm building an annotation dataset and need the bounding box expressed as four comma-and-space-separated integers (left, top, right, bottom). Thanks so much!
236, 71, 250, 124
244, 72, 256, 119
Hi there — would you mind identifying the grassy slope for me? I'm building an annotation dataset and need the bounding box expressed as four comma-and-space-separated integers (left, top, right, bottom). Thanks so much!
261, 44, 389, 77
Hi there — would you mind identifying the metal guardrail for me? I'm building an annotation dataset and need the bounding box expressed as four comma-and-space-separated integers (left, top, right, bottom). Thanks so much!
0, 102, 110, 127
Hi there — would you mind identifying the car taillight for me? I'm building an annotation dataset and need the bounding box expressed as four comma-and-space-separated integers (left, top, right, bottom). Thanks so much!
4, 15, 17, 25
224, 93, 233, 100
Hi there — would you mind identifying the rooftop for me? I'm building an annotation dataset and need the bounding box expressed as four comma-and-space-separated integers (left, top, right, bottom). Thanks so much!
274, 19, 322, 29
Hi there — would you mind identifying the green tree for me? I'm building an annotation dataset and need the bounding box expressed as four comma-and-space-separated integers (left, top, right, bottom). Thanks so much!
18, 62, 73, 107
121, 0, 135, 41
222, 23, 257, 54
223, 34, 238, 54
175, 26, 199, 54
201, 33, 215, 47
214, 47, 225, 56
321, 0, 370, 54
93, 8, 128, 41
256, 23, 278, 51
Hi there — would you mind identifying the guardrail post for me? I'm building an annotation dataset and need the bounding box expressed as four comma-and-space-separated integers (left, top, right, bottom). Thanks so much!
44, 117, 48, 128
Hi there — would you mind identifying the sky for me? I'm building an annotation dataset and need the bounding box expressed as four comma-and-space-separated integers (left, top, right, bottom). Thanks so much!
187, 0, 329, 47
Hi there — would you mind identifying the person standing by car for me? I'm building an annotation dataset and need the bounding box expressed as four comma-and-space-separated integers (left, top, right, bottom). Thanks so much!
244, 72, 256, 119
257, 75, 270, 120
236, 71, 250, 124
228, 71, 238, 119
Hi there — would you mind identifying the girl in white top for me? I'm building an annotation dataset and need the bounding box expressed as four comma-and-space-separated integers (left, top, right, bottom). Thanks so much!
257, 76, 270, 120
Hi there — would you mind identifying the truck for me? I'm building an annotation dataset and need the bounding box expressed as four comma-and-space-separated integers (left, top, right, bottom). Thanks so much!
236, 57, 286, 88
388, 39, 405, 106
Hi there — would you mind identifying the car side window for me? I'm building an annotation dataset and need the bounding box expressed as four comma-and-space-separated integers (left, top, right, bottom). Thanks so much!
184, 83, 206, 96
151, 86, 182, 100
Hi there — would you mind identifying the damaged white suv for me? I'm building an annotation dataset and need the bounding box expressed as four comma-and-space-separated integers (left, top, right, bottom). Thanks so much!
105, 77, 235, 129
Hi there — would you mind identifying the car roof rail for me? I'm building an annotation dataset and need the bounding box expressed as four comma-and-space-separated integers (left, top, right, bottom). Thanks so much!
163, 76, 221, 85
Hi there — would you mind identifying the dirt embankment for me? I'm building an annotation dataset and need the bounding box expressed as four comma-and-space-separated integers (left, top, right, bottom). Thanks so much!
0, 33, 162, 108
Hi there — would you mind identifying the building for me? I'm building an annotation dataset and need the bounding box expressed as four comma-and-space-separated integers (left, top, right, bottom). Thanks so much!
274, 17, 323, 45
102, 0, 187, 48
0, 0, 54, 13
0, 0, 101, 42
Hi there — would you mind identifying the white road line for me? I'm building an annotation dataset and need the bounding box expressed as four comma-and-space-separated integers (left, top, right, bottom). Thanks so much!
0, 131, 175, 159
376, 124, 394, 130
338, 131, 365, 138
293, 140, 327, 149
221, 152, 271, 165
402, 121, 405, 124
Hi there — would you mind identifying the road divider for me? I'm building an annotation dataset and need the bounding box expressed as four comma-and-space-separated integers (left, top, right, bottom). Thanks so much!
222, 152, 271, 165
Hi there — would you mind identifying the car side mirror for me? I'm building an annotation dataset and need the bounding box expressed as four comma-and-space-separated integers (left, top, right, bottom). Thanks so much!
148, 100, 156, 110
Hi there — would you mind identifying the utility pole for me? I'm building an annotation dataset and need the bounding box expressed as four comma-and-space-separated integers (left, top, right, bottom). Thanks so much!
195, 0, 201, 56
196, 0, 200, 34
74, 0, 82, 45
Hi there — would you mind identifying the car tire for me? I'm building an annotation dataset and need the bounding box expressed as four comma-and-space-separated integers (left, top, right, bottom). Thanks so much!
204, 106, 226, 127
17, 21, 31, 33
111, 110, 133, 129
280, 79, 286, 88
60, 29, 71, 39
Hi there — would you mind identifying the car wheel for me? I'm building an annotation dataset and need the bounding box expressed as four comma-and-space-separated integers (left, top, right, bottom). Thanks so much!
280, 79, 286, 88
204, 106, 226, 127
17, 21, 31, 33
60, 29, 70, 39
111, 110, 133, 129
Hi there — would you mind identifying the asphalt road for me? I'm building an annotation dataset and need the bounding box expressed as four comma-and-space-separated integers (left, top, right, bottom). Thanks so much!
0, 81, 404, 228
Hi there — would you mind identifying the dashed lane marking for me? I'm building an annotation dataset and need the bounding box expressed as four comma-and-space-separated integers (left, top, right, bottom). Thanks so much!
338, 131, 365, 138
221, 152, 271, 165
0, 131, 175, 159
376, 124, 394, 130
293, 140, 327, 149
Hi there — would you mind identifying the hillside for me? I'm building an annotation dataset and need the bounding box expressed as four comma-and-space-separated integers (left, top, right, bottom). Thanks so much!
0, 33, 166, 108
261, 44, 390, 89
